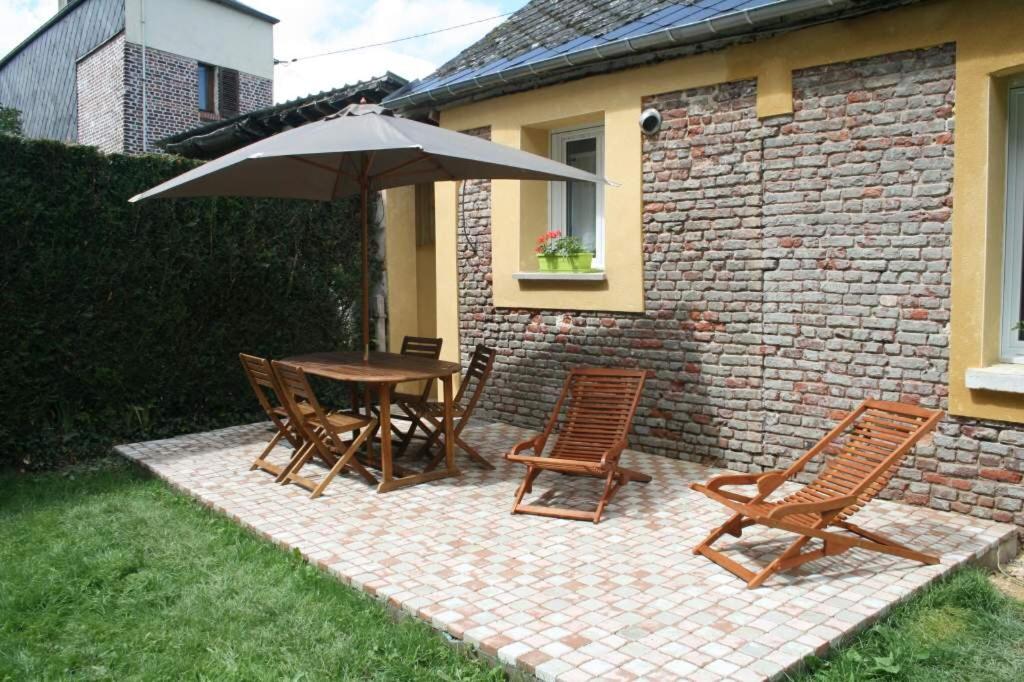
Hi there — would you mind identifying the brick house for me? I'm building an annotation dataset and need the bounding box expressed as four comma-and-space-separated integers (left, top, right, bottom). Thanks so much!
0, 0, 276, 154
381, 0, 1024, 529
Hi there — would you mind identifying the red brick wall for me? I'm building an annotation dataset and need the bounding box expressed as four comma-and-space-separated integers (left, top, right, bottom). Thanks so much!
123, 42, 271, 155
455, 44, 1024, 528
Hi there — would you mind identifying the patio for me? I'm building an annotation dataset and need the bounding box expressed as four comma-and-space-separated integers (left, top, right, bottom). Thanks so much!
116, 421, 1018, 682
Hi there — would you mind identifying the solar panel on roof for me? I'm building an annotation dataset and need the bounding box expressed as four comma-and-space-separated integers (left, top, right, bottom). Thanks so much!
399, 0, 792, 97
601, 18, 652, 41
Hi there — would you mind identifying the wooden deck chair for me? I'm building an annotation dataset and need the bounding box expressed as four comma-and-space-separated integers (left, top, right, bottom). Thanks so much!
691, 399, 943, 588
505, 367, 651, 523
272, 361, 380, 499
239, 353, 313, 479
410, 344, 497, 470
378, 336, 444, 450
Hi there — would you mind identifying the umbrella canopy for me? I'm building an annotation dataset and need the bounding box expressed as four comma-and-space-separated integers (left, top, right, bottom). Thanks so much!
129, 104, 602, 202
130, 104, 605, 358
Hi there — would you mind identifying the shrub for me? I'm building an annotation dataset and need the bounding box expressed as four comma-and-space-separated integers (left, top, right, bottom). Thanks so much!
0, 136, 372, 467
0, 106, 21, 136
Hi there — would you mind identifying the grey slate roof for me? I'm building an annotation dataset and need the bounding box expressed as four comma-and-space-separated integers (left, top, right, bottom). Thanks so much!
429, 0, 676, 81
160, 72, 408, 159
385, 0, 918, 111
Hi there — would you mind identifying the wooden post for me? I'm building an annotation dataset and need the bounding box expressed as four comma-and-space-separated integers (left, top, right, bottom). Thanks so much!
360, 177, 370, 363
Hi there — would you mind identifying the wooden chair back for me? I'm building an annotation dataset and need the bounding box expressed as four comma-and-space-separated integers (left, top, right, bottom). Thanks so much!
400, 336, 443, 400
239, 353, 289, 431
786, 400, 942, 522
542, 368, 648, 464
270, 361, 335, 444
400, 336, 444, 358
454, 345, 496, 412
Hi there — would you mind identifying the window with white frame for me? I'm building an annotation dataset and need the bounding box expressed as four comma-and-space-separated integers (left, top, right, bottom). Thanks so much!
1002, 86, 1024, 363
549, 125, 604, 267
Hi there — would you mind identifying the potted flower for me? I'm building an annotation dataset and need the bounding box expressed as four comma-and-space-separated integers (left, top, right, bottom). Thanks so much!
534, 231, 594, 272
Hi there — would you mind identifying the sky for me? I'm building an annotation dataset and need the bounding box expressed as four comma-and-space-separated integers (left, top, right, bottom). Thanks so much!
0, 0, 529, 103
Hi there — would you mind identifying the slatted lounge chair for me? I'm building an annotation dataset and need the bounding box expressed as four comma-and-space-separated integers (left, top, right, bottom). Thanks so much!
239, 353, 313, 479
505, 367, 651, 523
272, 361, 379, 499
691, 399, 943, 588
409, 344, 497, 470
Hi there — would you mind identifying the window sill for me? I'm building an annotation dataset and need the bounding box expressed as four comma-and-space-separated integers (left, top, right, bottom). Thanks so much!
512, 271, 606, 282
965, 363, 1024, 394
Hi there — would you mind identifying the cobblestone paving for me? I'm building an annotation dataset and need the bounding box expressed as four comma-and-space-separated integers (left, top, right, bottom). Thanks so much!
117, 422, 1016, 681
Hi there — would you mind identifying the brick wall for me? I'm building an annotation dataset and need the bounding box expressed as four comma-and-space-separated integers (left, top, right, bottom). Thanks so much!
455, 44, 1024, 528
77, 33, 124, 153
123, 42, 272, 155
240, 72, 272, 114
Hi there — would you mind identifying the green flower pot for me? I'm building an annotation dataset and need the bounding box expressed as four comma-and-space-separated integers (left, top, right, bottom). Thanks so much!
537, 253, 594, 272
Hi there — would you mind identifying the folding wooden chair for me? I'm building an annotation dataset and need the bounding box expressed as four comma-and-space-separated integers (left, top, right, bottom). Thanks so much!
408, 344, 497, 470
505, 367, 651, 523
377, 336, 443, 451
691, 399, 943, 588
272, 361, 380, 499
239, 353, 313, 479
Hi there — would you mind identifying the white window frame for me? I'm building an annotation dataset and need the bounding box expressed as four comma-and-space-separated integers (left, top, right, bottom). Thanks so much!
549, 125, 605, 269
1001, 85, 1024, 363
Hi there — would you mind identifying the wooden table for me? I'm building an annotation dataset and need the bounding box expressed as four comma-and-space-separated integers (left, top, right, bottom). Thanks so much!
283, 351, 462, 493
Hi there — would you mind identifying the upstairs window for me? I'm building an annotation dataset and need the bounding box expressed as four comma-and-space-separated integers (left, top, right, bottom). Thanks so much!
1002, 86, 1024, 362
549, 125, 604, 267
198, 63, 216, 113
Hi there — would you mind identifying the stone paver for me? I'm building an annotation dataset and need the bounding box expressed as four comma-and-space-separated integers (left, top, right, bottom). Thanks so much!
117, 421, 1017, 680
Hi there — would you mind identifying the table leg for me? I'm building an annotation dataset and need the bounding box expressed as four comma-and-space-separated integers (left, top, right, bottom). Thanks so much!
443, 374, 458, 475
378, 382, 393, 489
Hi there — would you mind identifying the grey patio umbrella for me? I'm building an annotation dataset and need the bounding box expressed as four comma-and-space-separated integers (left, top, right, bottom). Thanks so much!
130, 103, 602, 359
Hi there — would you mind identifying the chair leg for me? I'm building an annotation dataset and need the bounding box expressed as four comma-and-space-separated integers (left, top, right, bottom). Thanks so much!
456, 435, 493, 469
693, 512, 746, 556
837, 522, 939, 565
617, 466, 652, 484
250, 429, 285, 472
593, 470, 618, 524
310, 423, 377, 499
512, 466, 541, 513
746, 535, 812, 589
280, 442, 316, 486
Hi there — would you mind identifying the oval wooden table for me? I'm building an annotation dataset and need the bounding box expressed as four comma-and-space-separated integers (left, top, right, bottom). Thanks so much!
282, 351, 462, 493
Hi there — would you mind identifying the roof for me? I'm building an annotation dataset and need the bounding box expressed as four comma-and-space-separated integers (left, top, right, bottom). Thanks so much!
0, 0, 277, 72
429, 0, 674, 82
385, 0, 913, 111
159, 72, 409, 159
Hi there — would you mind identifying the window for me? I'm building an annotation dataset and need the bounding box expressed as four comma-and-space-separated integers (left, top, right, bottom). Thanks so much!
1002, 86, 1024, 362
198, 63, 216, 113
550, 125, 604, 267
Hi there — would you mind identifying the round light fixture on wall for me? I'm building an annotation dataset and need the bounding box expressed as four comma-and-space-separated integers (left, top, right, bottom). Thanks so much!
639, 108, 662, 135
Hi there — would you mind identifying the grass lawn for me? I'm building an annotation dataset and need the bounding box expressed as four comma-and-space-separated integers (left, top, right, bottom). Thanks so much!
796, 567, 1024, 681
0, 458, 502, 681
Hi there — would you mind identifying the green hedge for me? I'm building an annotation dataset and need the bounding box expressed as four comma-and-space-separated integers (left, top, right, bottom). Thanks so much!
0, 136, 371, 467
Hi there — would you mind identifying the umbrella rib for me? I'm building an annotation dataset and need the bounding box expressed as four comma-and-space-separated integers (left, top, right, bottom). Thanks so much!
373, 153, 431, 180
287, 155, 357, 179
331, 158, 346, 198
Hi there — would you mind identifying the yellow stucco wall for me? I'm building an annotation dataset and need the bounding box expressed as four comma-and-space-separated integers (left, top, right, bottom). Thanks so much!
387, 0, 1024, 423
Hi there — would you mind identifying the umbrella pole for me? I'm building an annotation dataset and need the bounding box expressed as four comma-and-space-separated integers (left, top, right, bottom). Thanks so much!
361, 179, 370, 363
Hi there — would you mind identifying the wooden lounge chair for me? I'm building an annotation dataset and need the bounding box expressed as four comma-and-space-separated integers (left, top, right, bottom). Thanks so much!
272, 360, 379, 499
691, 399, 943, 588
239, 353, 313, 479
409, 344, 497, 470
505, 367, 651, 523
